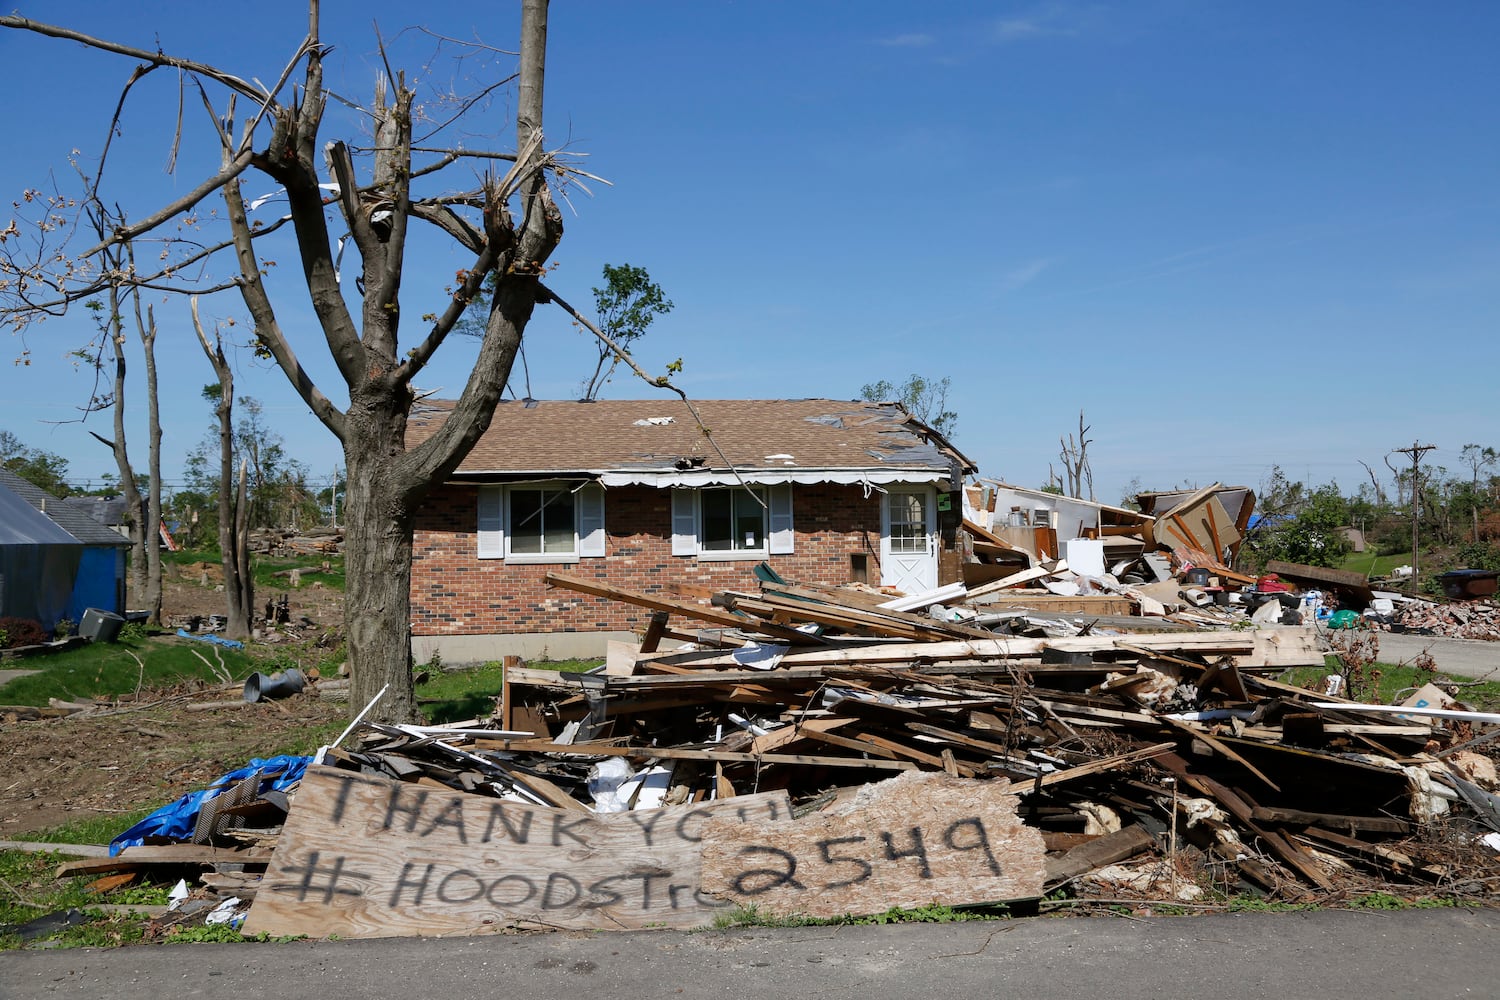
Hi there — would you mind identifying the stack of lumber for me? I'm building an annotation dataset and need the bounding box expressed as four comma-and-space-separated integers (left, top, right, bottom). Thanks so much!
248, 526, 343, 557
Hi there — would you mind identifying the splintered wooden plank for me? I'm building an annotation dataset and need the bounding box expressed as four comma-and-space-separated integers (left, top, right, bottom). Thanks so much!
544, 571, 821, 645
699, 771, 1046, 919
642, 631, 1271, 673
1044, 824, 1155, 884
472, 741, 916, 770
1249, 807, 1412, 835
967, 595, 1137, 616
243, 766, 793, 938
56, 845, 273, 878
1026, 742, 1178, 793
750, 591, 1004, 642
748, 717, 856, 754
1154, 752, 1334, 891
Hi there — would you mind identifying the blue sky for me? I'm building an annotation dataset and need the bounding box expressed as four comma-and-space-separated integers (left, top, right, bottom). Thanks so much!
1, 1, 1496, 505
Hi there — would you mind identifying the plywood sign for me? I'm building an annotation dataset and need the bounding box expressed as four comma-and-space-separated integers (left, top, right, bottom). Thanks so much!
243, 765, 792, 938
699, 771, 1045, 919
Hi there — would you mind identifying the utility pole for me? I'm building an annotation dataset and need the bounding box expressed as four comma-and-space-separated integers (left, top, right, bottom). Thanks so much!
1393, 441, 1436, 577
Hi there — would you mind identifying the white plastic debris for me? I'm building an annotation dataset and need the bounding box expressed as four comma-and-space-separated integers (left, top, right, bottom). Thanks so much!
167, 878, 190, 911
587, 757, 636, 813
731, 641, 789, 671
204, 897, 244, 925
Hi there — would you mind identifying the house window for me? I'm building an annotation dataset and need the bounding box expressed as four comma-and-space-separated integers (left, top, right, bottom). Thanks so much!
509, 487, 576, 556
671, 484, 794, 560
701, 488, 766, 553
477, 482, 606, 563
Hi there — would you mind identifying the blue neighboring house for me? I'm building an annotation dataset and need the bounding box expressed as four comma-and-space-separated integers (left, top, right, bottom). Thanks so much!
0, 479, 81, 628
0, 469, 131, 626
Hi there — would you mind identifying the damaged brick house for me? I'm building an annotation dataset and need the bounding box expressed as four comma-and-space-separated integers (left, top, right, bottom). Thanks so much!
406, 398, 976, 661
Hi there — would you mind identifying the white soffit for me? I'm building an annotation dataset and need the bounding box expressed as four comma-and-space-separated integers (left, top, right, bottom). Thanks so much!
597, 469, 951, 488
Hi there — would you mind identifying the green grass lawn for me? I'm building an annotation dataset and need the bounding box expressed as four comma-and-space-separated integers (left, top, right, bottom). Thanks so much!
1337, 550, 1411, 580
1284, 657, 1500, 711
161, 548, 346, 593
418, 658, 600, 724
0, 634, 256, 706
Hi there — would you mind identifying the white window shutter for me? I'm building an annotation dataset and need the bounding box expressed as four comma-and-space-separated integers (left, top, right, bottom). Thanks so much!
670, 489, 698, 556
578, 484, 606, 557
477, 485, 504, 559
768, 484, 794, 554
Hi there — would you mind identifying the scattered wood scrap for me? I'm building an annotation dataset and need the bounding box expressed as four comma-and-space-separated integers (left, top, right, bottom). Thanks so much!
61, 566, 1500, 937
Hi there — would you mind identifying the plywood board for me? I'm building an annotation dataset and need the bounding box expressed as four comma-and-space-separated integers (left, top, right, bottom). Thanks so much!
971, 595, 1137, 616
1153, 493, 1241, 560
698, 771, 1045, 919
243, 766, 792, 938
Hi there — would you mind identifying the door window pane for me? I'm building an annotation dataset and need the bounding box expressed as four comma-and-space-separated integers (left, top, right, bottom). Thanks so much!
889, 492, 928, 553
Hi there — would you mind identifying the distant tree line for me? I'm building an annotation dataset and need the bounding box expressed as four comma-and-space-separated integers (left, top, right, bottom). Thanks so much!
1243, 445, 1500, 579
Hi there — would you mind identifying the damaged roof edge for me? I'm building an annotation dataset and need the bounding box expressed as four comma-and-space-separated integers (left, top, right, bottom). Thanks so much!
880, 402, 977, 475
446, 468, 956, 487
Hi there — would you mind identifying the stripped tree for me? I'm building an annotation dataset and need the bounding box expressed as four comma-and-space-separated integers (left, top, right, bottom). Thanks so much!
0, 0, 578, 721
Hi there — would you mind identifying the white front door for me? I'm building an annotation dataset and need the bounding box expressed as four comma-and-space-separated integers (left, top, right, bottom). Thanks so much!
881, 486, 938, 593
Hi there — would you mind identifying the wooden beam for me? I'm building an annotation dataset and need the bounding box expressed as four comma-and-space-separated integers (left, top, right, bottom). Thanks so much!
1154, 752, 1333, 891
1044, 824, 1155, 884
57, 845, 273, 878
545, 571, 822, 645
1027, 742, 1178, 793
1159, 717, 1280, 793
471, 740, 917, 770
1249, 806, 1412, 835
638, 611, 670, 653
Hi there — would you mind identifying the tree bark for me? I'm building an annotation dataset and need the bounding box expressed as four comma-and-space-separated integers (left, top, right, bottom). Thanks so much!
343, 422, 419, 723
192, 300, 252, 638
141, 301, 164, 624
104, 277, 148, 613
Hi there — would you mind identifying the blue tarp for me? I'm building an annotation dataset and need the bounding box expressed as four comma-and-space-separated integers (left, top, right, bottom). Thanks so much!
109, 755, 310, 856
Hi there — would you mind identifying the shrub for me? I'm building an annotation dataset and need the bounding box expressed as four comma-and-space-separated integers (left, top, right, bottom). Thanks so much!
0, 617, 48, 649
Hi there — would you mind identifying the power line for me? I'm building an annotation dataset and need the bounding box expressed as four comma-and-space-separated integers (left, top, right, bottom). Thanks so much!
1392, 440, 1436, 577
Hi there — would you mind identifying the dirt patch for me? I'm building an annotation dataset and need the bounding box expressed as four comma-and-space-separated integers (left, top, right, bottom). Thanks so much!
0, 695, 348, 839
0, 575, 351, 841
160, 563, 346, 633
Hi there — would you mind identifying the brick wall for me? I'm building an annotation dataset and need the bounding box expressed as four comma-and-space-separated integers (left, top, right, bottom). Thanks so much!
410, 483, 888, 637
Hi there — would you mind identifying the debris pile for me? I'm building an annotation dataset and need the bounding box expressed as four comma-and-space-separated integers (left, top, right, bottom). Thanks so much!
963, 481, 1497, 641
63, 568, 1500, 938
248, 526, 344, 558
1390, 599, 1500, 641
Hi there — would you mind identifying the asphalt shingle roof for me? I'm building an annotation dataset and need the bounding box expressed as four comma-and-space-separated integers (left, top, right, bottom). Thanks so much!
0, 469, 131, 547
405, 398, 974, 479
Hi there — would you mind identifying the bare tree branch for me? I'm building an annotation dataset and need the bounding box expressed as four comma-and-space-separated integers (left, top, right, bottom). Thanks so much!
219, 165, 347, 439
81, 148, 255, 258
0, 16, 267, 101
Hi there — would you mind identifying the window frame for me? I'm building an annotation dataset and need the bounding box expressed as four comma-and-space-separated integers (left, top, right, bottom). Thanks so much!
671, 484, 794, 561
477, 481, 606, 564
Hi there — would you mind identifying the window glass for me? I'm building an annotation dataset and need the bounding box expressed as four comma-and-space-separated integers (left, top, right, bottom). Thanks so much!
510, 487, 575, 555
702, 488, 765, 552
888, 492, 928, 554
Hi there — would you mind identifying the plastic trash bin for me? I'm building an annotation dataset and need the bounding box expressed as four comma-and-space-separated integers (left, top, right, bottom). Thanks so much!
79, 608, 125, 643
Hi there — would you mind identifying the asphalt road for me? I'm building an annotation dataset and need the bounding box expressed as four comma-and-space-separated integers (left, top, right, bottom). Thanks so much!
2, 908, 1497, 1000
1370, 633, 1500, 681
